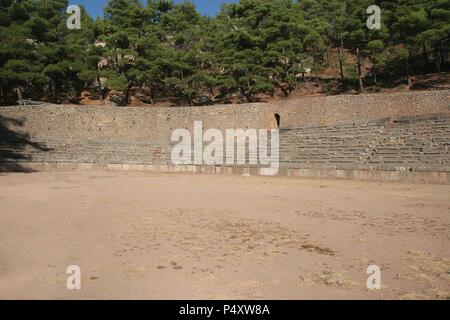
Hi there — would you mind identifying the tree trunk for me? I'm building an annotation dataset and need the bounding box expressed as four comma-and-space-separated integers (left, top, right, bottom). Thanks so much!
150, 87, 155, 106
337, 45, 345, 83
439, 43, 445, 68
123, 82, 133, 106
114, 46, 119, 67
314, 60, 319, 86
97, 75, 103, 99
422, 44, 428, 67
406, 60, 412, 89
435, 46, 441, 73
16, 86, 23, 101
96, 65, 103, 98
300, 58, 305, 81
357, 48, 364, 93
312, 48, 320, 86
408, 53, 416, 70
51, 79, 57, 97
326, 45, 332, 67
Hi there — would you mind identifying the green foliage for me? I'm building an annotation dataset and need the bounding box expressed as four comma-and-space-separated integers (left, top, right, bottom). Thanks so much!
0, 0, 448, 105
0, 0, 99, 102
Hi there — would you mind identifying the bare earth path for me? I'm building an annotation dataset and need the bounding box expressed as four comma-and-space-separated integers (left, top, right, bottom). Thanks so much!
0, 171, 449, 300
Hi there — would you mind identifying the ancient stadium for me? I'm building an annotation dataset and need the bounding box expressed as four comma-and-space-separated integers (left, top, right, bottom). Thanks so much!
1, 90, 449, 299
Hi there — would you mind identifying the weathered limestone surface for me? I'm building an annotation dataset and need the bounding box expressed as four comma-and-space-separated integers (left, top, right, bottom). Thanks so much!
279, 114, 450, 173
0, 90, 449, 182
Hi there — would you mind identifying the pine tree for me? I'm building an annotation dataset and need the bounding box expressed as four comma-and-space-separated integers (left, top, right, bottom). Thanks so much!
1, 0, 448, 105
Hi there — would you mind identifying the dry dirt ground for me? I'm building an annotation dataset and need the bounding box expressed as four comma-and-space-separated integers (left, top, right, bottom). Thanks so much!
0, 171, 449, 300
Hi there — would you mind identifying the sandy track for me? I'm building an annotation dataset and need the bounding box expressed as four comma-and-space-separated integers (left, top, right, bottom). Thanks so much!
0, 171, 449, 300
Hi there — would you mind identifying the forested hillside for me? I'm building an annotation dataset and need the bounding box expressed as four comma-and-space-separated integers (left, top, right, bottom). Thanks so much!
0, 0, 449, 106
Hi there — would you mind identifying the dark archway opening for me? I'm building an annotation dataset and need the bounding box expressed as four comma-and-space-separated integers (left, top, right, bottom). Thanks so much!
274, 113, 281, 129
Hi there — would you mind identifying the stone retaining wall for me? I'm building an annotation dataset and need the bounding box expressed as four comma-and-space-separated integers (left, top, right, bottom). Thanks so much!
1, 90, 449, 183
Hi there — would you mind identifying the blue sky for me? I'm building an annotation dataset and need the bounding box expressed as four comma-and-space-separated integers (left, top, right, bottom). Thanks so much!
69, 0, 238, 18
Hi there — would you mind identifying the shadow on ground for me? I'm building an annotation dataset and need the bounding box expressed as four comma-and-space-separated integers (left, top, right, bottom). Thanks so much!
0, 115, 50, 172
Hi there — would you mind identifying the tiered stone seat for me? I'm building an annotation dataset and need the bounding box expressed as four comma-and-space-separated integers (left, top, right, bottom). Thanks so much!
279, 114, 449, 172
279, 119, 389, 169
0, 138, 174, 165
1, 113, 449, 174
368, 114, 449, 171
